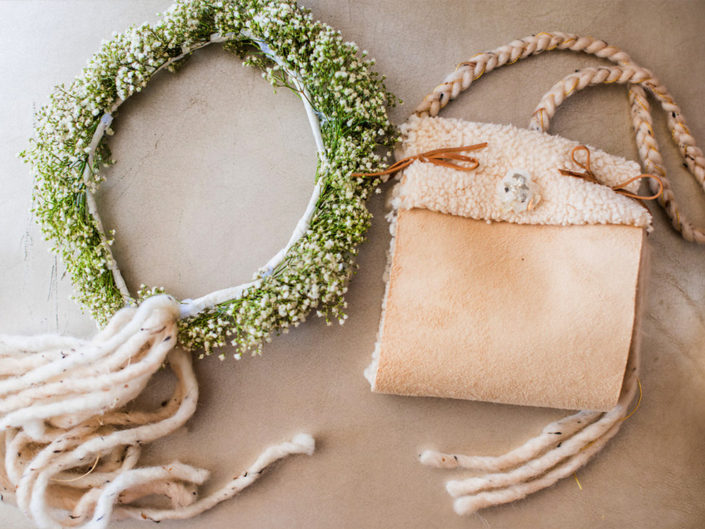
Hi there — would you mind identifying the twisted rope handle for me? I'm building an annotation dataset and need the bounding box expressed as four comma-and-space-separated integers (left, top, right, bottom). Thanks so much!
416, 31, 705, 243
627, 85, 705, 243
530, 65, 705, 243
415, 32, 635, 117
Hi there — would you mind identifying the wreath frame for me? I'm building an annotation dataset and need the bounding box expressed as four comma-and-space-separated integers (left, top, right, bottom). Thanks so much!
20, 0, 397, 356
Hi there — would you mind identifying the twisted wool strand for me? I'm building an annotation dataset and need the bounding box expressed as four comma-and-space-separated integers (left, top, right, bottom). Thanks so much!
0, 295, 314, 529
452, 420, 622, 515
414, 32, 636, 117
416, 33, 701, 516
418, 409, 602, 471
448, 350, 639, 502
628, 84, 705, 244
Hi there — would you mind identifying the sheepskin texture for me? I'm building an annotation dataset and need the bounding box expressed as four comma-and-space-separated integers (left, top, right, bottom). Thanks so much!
366, 116, 650, 411
392, 115, 652, 228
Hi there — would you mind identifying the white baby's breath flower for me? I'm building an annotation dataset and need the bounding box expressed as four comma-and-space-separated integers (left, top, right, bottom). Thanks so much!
22, 0, 398, 356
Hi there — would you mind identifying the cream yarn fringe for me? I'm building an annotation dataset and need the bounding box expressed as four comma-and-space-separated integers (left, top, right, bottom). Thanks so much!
0, 295, 314, 528
420, 346, 639, 514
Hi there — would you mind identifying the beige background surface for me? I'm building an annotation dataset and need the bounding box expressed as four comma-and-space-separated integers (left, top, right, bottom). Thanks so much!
1, 1, 704, 528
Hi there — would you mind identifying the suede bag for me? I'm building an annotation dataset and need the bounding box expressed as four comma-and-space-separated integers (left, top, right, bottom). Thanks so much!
361, 32, 705, 517
364, 45, 674, 412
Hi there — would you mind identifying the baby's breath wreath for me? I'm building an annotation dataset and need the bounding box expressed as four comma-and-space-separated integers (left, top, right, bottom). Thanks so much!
21, 0, 397, 357
3, 2, 397, 527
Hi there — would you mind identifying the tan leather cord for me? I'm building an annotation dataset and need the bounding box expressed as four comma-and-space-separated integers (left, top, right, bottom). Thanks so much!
415, 31, 705, 244
352, 143, 487, 178
612, 174, 664, 201
559, 144, 664, 201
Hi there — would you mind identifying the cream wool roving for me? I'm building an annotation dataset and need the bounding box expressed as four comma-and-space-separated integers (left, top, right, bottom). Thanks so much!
1, 1, 397, 528
1, 296, 315, 527
367, 32, 705, 516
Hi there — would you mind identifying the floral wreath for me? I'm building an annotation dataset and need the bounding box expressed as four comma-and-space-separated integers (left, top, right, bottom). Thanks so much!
20, 0, 397, 357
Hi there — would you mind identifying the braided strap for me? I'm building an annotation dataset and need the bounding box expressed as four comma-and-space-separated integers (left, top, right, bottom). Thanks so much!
415, 31, 636, 117
530, 65, 705, 244
626, 86, 705, 242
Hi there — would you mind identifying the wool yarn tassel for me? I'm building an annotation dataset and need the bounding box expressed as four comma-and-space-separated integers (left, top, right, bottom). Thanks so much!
419, 337, 641, 515
0, 295, 314, 529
